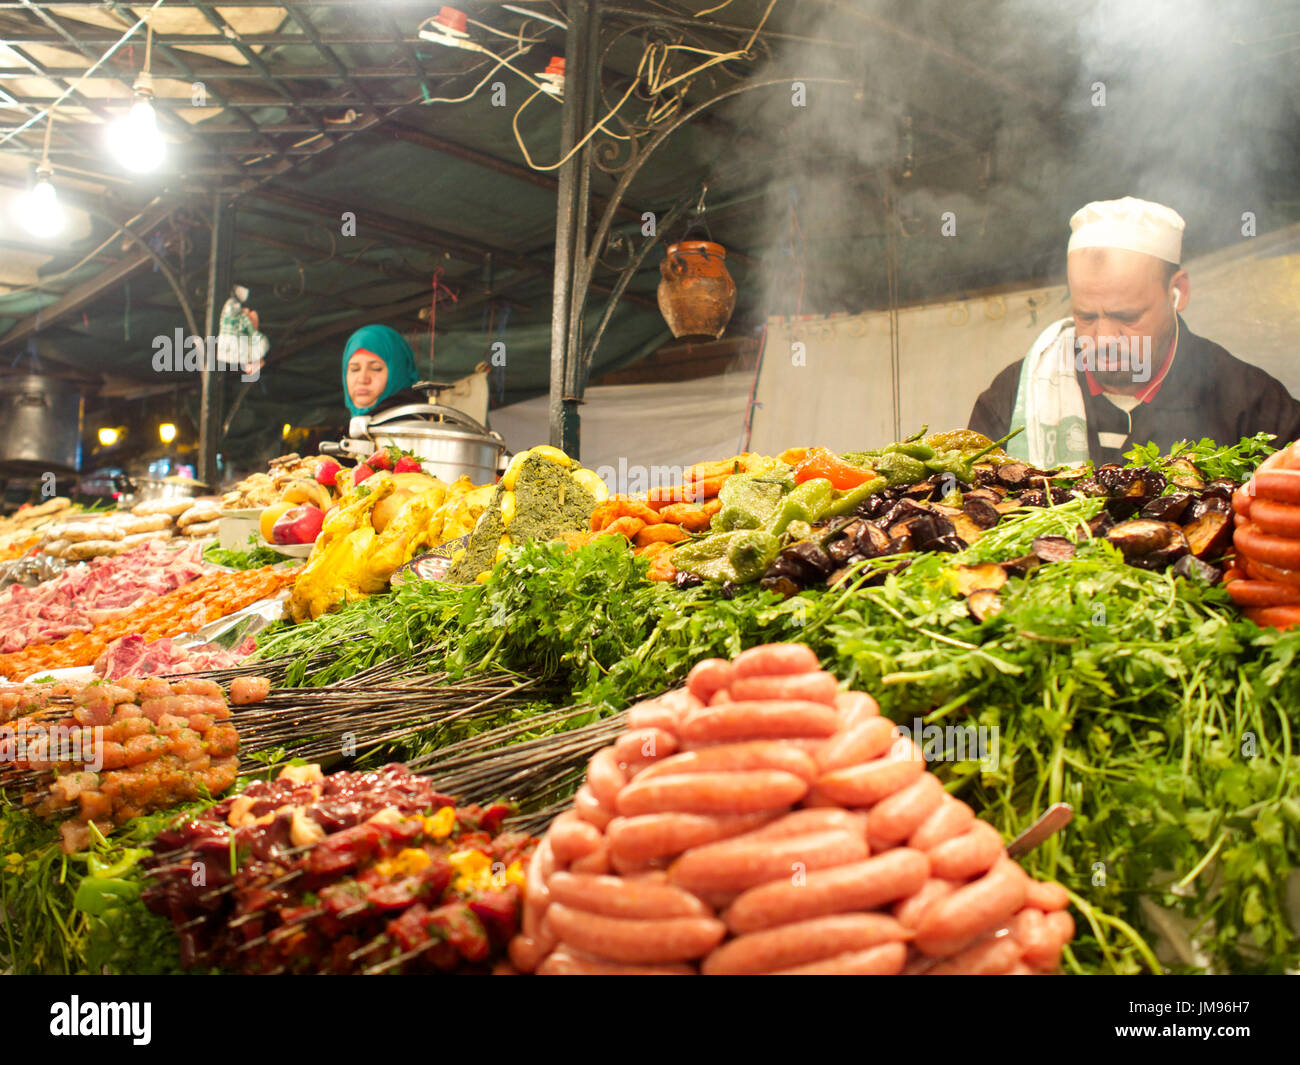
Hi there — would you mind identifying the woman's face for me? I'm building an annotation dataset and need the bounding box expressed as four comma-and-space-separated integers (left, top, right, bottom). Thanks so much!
346, 349, 388, 410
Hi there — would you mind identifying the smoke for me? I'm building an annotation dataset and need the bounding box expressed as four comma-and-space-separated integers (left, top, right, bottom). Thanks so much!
695, 0, 1298, 322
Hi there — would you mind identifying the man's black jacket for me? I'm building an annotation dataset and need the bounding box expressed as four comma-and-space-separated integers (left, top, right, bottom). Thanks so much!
968, 318, 1300, 462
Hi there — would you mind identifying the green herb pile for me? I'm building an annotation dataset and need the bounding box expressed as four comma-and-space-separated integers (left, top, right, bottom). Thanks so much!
1, 795, 216, 974
203, 537, 294, 570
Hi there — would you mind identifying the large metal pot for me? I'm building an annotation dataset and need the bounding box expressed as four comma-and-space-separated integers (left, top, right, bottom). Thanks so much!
325, 404, 507, 484
0, 374, 84, 473
120, 476, 209, 510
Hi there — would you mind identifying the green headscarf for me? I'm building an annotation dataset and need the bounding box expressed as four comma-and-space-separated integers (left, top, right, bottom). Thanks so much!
342, 324, 420, 416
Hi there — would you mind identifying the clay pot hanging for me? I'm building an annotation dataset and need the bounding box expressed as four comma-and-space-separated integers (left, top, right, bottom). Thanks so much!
657, 240, 737, 340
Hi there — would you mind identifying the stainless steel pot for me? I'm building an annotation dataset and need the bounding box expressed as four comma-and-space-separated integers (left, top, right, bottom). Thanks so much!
0, 374, 84, 474
324, 405, 508, 485
120, 476, 210, 509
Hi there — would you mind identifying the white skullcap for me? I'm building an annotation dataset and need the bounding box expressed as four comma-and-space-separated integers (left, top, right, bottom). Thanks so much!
1067, 196, 1185, 264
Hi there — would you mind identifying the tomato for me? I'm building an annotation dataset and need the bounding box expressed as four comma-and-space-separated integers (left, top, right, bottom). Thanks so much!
793, 447, 873, 490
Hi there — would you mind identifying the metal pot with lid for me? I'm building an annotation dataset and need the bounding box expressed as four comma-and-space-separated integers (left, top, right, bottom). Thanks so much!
0, 373, 85, 474
323, 385, 507, 484
119, 475, 211, 510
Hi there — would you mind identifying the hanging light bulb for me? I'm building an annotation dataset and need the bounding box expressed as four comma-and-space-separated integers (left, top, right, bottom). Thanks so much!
19, 166, 65, 239
108, 22, 164, 173
17, 109, 65, 239
98, 427, 120, 447
159, 422, 177, 444
108, 71, 165, 173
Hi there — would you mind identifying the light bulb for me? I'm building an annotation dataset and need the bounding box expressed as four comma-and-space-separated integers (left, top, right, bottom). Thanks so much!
159, 422, 177, 443
108, 95, 165, 173
98, 427, 119, 447
18, 174, 64, 239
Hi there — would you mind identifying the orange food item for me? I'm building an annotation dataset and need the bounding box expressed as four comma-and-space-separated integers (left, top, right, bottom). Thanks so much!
0, 566, 293, 677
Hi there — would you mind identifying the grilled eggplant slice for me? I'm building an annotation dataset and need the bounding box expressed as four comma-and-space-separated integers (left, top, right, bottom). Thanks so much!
1139, 491, 1195, 523
1172, 553, 1223, 584
1182, 510, 1232, 559
1166, 458, 1205, 490
954, 563, 1008, 597
963, 498, 1002, 530
967, 588, 1004, 621
1106, 519, 1186, 559
1032, 535, 1077, 563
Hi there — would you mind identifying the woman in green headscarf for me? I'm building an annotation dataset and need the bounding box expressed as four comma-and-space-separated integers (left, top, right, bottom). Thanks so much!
341, 324, 422, 418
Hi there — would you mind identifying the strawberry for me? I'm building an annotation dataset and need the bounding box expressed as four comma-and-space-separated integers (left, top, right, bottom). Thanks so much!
393, 456, 423, 474
353, 464, 375, 486
369, 448, 395, 471
316, 458, 342, 487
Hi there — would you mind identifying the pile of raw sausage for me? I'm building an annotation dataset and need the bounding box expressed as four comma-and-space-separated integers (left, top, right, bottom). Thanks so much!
1228, 442, 1300, 629
508, 643, 1074, 975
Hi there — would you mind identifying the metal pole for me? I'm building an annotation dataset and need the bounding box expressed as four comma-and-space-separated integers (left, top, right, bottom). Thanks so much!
547, 0, 596, 458
200, 191, 233, 486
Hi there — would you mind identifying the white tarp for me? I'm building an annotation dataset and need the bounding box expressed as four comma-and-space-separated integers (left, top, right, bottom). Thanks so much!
489, 374, 756, 488
494, 222, 1300, 464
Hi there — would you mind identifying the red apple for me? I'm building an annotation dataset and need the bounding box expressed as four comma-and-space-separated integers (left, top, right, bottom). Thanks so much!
272, 504, 324, 545
316, 458, 342, 487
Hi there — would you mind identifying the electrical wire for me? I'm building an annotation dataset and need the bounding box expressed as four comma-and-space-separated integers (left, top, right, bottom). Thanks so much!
511, 54, 648, 171
0, 0, 167, 149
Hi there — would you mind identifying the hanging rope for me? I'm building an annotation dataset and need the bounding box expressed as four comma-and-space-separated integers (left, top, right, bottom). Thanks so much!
427, 268, 459, 375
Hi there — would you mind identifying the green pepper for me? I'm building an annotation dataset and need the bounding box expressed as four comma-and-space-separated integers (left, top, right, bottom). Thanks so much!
766, 478, 834, 536
886, 441, 936, 461
73, 876, 141, 916
673, 530, 779, 583
85, 848, 148, 881
925, 428, 1025, 483
825, 475, 887, 517
871, 452, 927, 486
712, 474, 785, 532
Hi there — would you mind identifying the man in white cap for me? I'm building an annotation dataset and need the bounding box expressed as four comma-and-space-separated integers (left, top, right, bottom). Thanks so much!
969, 196, 1300, 465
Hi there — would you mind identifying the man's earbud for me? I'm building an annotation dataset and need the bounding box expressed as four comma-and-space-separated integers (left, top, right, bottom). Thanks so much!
1170, 288, 1180, 311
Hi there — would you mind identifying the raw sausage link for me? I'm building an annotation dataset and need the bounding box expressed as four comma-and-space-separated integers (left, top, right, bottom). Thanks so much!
679, 700, 841, 745
686, 658, 733, 703
926, 933, 1022, 975
544, 902, 726, 964
626, 700, 682, 732
548, 871, 710, 919
537, 948, 695, 975
816, 716, 898, 772
569, 839, 612, 874
915, 857, 1029, 956
925, 819, 1005, 880
909, 795, 975, 850
732, 807, 867, 843
586, 747, 627, 809
616, 769, 809, 816
1023, 878, 1070, 913
816, 740, 925, 807
702, 912, 909, 975
636, 740, 819, 783
572, 785, 613, 830
731, 642, 819, 678
1009, 907, 1054, 969
834, 689, 881, 726
548, 812, 603, 866
670, 828, 869, 895
769, 941, 908, 976
606, 811, 782, 864
723, 848, 929, 933
893, 877, 958, 930
613, 727, 678, 768
867, 772, 945, 845
729, 670, 839, 706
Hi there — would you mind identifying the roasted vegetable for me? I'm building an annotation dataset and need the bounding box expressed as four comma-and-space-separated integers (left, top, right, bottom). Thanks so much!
1032, 535, 1077, 563
1182, 511, 1233, 559
1106, 520, 1187, 560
